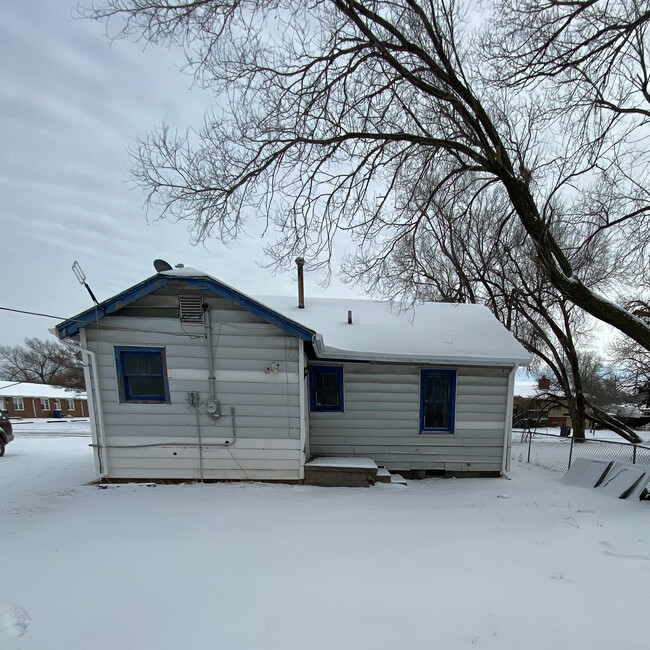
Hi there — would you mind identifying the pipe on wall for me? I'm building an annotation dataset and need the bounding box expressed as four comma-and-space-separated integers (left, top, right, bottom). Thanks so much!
501, 365, 518, 478
61, 332, 108, 479
298, 339, 307, 479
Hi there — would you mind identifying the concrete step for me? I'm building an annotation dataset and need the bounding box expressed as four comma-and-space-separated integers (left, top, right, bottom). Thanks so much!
375, 467, 392, 483
304, 457, 378, 487
390, 473, 407, 486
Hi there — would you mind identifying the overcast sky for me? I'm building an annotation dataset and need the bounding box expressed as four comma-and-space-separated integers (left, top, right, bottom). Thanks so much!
1, 0, 359, 347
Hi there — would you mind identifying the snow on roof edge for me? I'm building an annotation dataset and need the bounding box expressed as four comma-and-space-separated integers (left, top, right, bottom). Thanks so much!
155, 268, 532, 366
0, 381, 87, 399
319, 347, 530, 367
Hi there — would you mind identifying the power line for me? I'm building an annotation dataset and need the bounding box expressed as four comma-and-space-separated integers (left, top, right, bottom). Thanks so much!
0, 306, 69, 320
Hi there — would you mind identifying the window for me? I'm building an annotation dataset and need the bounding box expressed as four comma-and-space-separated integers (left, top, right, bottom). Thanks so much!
0, 397, 5, 411
115, 347, 169, 403
309, 366, 344, 412
41, 398, 50, 410
13, 397, 24, 411
54, 399, 61, 410
66, 399, 75, 410
420, 369, 456, 434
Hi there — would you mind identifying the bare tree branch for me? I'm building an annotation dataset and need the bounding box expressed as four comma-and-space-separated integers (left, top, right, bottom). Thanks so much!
81, 0, 650, 349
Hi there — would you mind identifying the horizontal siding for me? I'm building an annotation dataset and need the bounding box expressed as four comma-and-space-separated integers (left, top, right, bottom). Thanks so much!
109, 458, 299, 471
107, 448, 300, 461
93, 387, 299, 410
105, 436, 300, 449
103, 436, 301, 480
86, 288, 301, 480
107, 469, 299, 480
102, 411, 300, 426
309, 363, 510, 472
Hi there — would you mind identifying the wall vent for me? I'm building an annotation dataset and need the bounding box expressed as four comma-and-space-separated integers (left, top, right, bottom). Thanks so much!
179, 296, 204, 324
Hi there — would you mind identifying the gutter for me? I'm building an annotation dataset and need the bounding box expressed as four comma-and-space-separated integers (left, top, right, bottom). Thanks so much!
298, 339, 307, 480
60, 331, 108, 479
501, 365, 518, 478
313, 347, 530, 368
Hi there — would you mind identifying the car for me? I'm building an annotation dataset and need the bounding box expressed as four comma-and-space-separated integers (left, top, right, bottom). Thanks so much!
0, 410, 14, 456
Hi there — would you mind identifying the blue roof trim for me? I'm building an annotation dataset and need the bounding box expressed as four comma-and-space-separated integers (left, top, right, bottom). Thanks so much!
55, 274, 315, 342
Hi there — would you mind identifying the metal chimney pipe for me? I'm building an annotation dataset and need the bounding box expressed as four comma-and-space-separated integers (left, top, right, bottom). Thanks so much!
295, 257, 305, 309
348, 310, 352, 324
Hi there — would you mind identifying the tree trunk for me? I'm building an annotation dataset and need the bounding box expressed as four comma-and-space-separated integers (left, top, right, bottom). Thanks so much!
502, 178, 650, 352
586, 402, 642, 443
569, 392, 587, 442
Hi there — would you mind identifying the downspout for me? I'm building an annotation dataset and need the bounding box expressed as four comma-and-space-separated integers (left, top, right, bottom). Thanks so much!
203, 305, 217, 405
61, 331, 108, 479
298, 339, 307, 480
501, 365, 517, 478
198, 304, 218, 482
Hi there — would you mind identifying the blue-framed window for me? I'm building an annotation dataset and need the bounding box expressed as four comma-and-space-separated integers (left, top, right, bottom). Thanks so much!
309, 365, 344, 412
420, 369, 456, 434
115, 346, 169, 403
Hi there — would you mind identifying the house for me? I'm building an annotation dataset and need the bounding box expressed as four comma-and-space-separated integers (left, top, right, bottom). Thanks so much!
512, 378, 572, 428
0, 381, 88, 419
55, 265, 529, 482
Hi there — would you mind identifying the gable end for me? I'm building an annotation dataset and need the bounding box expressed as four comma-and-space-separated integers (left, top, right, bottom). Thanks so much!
56, 274, 315, 343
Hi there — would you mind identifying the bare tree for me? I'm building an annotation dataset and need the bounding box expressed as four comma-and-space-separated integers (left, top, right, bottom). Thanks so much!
609, 298, 650, 405
82, 0, 650, 349
0, 338, 85, 390
345, 186, 642, 441
574, 351, 630, 408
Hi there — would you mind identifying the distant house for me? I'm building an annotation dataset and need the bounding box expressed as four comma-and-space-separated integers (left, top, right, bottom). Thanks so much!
512, 378, 571, 428
56, 266, 529, 482
0, 381, 88, 419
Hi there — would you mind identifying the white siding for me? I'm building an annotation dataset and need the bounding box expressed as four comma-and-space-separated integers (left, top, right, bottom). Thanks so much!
86, 294, 301, 480
308, 363, 510, 473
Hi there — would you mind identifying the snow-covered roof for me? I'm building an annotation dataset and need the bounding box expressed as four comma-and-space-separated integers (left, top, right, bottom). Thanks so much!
258, 295, 530, 366
163, 268, 529, 366
0, 381, 86, 400
57, 266, 530, 367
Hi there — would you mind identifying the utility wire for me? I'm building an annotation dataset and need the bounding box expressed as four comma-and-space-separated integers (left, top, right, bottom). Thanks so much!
0, 306, 85, 322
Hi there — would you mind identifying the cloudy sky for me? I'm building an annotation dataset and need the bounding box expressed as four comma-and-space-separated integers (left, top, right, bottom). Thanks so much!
1, 0, 359, 346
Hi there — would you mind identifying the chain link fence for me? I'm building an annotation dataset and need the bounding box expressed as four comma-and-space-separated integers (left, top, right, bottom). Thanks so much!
511, 430, 650, 473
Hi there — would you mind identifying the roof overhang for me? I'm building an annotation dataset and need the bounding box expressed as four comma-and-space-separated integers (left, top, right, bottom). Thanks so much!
55, 273, 316, 343
313, 347, 531, 368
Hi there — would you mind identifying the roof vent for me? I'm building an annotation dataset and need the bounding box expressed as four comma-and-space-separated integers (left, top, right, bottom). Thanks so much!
179, 296, 204, 324
296, 257, 305, 308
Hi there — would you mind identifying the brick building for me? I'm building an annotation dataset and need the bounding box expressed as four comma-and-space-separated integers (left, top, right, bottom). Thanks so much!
512, 377, 571, 428
0, 381, 88, 419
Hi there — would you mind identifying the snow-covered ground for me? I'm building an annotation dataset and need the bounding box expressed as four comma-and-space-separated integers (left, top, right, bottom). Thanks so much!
2, 422, 650, 649
513, 424, 650, 444
512, 426, 650, 472
8, 418, 93, 437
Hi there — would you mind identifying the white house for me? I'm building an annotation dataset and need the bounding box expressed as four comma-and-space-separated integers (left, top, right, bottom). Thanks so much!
55, 266, 529, 483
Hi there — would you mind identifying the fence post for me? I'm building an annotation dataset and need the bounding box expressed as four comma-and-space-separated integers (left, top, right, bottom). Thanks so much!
568, 436, 574, 470
633, 444, 637, 465
527, 431, 532, 463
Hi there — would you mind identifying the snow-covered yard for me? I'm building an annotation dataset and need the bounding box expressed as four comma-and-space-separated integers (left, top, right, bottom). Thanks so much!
512, 426, 650, 472
2, 421, 649, 649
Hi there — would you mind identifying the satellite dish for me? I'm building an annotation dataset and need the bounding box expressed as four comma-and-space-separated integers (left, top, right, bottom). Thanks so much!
154, 259, 173, 272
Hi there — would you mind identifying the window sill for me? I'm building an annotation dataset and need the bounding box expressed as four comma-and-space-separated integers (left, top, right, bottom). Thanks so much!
419, 430, 454, 435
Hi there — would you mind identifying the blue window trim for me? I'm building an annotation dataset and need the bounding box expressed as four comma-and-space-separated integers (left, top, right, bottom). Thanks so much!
309, 365, 344, 412
419, 369, 456, 434
115, 346, 170, 404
